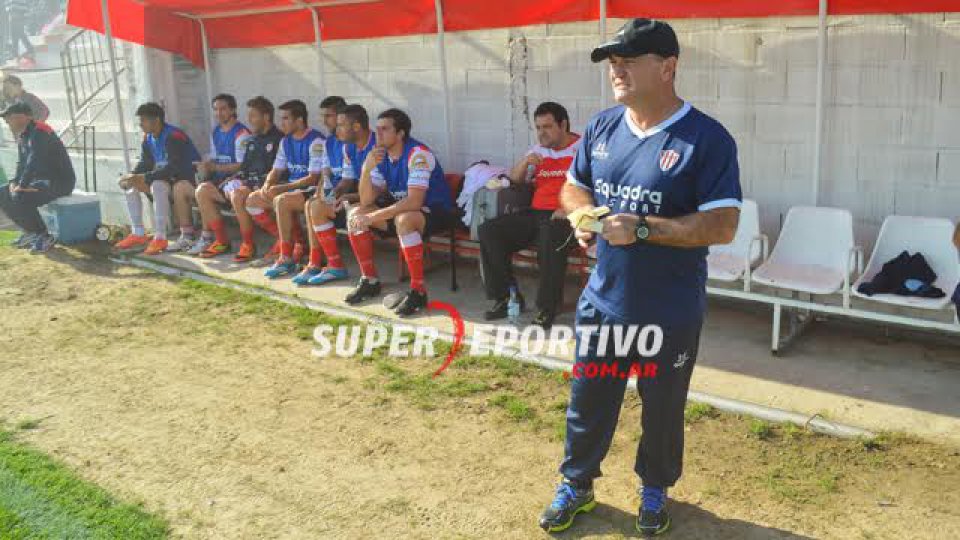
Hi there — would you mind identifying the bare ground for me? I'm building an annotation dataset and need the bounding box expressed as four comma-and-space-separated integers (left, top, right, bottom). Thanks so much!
0, 243, 958, 539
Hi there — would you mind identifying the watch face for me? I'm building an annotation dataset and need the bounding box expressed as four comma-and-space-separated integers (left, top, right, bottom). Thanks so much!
636, 225, 650, 240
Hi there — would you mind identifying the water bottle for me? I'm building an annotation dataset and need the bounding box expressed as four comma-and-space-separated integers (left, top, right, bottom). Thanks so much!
507, 285, 521, 325
526, 163, 537, 182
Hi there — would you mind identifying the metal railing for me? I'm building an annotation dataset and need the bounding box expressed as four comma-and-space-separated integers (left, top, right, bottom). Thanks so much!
59, 29, 126, 150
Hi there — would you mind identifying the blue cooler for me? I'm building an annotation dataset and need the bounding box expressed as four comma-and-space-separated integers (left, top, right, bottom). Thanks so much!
39, 191, 102, 245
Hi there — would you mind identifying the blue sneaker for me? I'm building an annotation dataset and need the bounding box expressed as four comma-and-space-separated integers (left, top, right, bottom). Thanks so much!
307, 266, 348, 286
291, 266, 322, 285
264, 259, 298, 279
636, 486, 670, 536
30, 233, 55, 254
538, 479, 596, 532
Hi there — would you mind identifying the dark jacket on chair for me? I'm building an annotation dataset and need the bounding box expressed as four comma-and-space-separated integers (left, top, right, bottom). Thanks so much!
856, 251, 945, 298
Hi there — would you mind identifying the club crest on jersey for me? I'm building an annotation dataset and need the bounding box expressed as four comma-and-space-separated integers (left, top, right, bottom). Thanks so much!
659, 149, 680, 172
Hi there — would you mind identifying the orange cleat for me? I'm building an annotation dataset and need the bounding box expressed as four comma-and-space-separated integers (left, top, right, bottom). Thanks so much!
113, 234, 151, 252
143, 238, 169, 255
199, 241, 230, 259
232, 243, 256, 263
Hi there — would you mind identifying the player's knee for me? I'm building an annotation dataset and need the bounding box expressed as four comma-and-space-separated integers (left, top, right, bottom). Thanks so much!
395, 210, 423, 234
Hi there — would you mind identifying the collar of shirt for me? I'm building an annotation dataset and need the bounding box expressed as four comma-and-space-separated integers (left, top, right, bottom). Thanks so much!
623, 101, 691, 139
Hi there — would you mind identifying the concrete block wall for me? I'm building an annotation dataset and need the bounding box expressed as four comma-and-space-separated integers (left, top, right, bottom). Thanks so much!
163, 13, 960, 249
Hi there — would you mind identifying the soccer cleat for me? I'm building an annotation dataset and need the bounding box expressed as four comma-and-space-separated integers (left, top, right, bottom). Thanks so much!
291, 266, 322, 285
344, 277, 382, 305
186, 236, 212, 256
250, 241, 281, 268
29, 233, 55, 254
264, 259, 298, 279
199, 241, 230, 259
233, 243, 256, 263
167, 234, 196, 252
382, 291, 407, 310
307, 267, 348, 286
143, 238, 169, 256
394, 289, 428, 317
636, 486, 671, 537
539, 479, 597, 532
533, 309, 556, 329
113, 234, 151, 252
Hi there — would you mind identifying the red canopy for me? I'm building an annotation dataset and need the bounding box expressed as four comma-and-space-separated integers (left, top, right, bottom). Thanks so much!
67, 0, 959, 69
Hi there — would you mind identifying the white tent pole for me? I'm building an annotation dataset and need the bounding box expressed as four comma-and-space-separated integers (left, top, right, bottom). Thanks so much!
812, 0, 827, 206
599, 0, 608, 106
311, 8, 326, 98
434, 0, 454, 167
100, 0, 132, 170
199, 19, 214, 127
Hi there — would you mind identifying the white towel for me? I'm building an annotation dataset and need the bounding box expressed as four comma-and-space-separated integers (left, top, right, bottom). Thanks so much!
457, 162, 508, 227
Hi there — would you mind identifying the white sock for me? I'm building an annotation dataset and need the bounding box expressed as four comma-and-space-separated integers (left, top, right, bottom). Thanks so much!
124, 189, 145, 236
150, 181, 170, 241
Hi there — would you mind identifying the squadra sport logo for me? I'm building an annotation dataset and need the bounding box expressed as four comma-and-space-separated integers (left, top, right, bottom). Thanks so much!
311, 302, 666, 378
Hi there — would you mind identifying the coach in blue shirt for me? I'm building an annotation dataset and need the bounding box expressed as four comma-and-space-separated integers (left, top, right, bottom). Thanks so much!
539, 19, 742, 536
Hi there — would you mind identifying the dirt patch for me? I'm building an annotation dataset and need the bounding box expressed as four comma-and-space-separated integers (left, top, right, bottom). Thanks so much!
0, 244, 958, 539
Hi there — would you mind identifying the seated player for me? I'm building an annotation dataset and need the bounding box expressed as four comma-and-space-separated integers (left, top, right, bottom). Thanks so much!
292, 96, 350, 285
113, 102, 202, 255
345, 108, 455, 316
298, 103, 375, 286
213, 96, 283, 262
244, 99, 328, 278
479, 102, 581, 329
191, 93, 251, 257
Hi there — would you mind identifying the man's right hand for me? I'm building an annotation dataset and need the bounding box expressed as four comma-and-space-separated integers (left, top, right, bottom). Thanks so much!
363, 146, 386, 174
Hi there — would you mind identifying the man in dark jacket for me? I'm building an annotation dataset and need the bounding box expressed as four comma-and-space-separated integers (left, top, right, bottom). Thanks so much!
0, 101, 75, 252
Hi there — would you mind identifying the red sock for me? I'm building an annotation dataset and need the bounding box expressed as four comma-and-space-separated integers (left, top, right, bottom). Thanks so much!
252, 212, 279, 237
240, 226, 254, 246
209, 219, 229, 245
400, 233, 425, 293
280, 241, 293, 259
348, 231, 377, 278
309, 247, 322, 268
315, 225, 343, 269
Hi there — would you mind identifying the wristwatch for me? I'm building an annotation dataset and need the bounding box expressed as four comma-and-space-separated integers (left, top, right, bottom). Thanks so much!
635, 215, 651, 242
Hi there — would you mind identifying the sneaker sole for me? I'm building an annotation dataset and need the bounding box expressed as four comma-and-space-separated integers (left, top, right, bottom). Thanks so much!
636, 513, 671, 536
543, 499, 597, 533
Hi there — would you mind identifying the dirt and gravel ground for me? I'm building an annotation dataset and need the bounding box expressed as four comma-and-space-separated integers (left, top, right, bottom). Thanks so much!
1, 241, 959, 539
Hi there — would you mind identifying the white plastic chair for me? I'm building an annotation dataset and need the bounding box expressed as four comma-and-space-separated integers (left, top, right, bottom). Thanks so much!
707, 199, 767, 290
752, 206, 863, 307
852, 216, 959, 310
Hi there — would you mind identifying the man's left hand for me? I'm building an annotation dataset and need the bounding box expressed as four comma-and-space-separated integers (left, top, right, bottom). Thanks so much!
349, 211, 373, 232
601, 213, 640, 246
11, 185, 37, 193
953, 223, 960, 249
551, 208, 567, 221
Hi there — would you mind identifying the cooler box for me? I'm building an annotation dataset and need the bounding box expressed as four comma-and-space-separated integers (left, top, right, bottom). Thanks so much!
39, 190, 102, 245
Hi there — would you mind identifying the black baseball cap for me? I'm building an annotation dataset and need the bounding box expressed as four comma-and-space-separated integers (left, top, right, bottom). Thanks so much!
590, 18, 680, 63
0, 102, 32, 117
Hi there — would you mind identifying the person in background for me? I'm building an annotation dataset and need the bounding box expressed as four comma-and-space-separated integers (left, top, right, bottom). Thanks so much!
0, 102, 74, 253
954, 221, 959, 250
1, 75, 48, 122
190, 93, 251, 257
5, 0, 33, 68
478, 101, 580, 329
112, 102, 202, 256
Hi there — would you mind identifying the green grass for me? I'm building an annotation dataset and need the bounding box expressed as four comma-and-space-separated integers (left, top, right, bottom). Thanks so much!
684, 402, 718, 423
0, 230, 17, 246
0, 429, 168, 539
489, 394, 536, 422
749, 419, 775, 441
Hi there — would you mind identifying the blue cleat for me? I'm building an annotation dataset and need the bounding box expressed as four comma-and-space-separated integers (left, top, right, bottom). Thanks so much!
636, 486, 671, 536
291, 266, 322, 285
264, 259, 298, 279
307, 266, 348, 286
